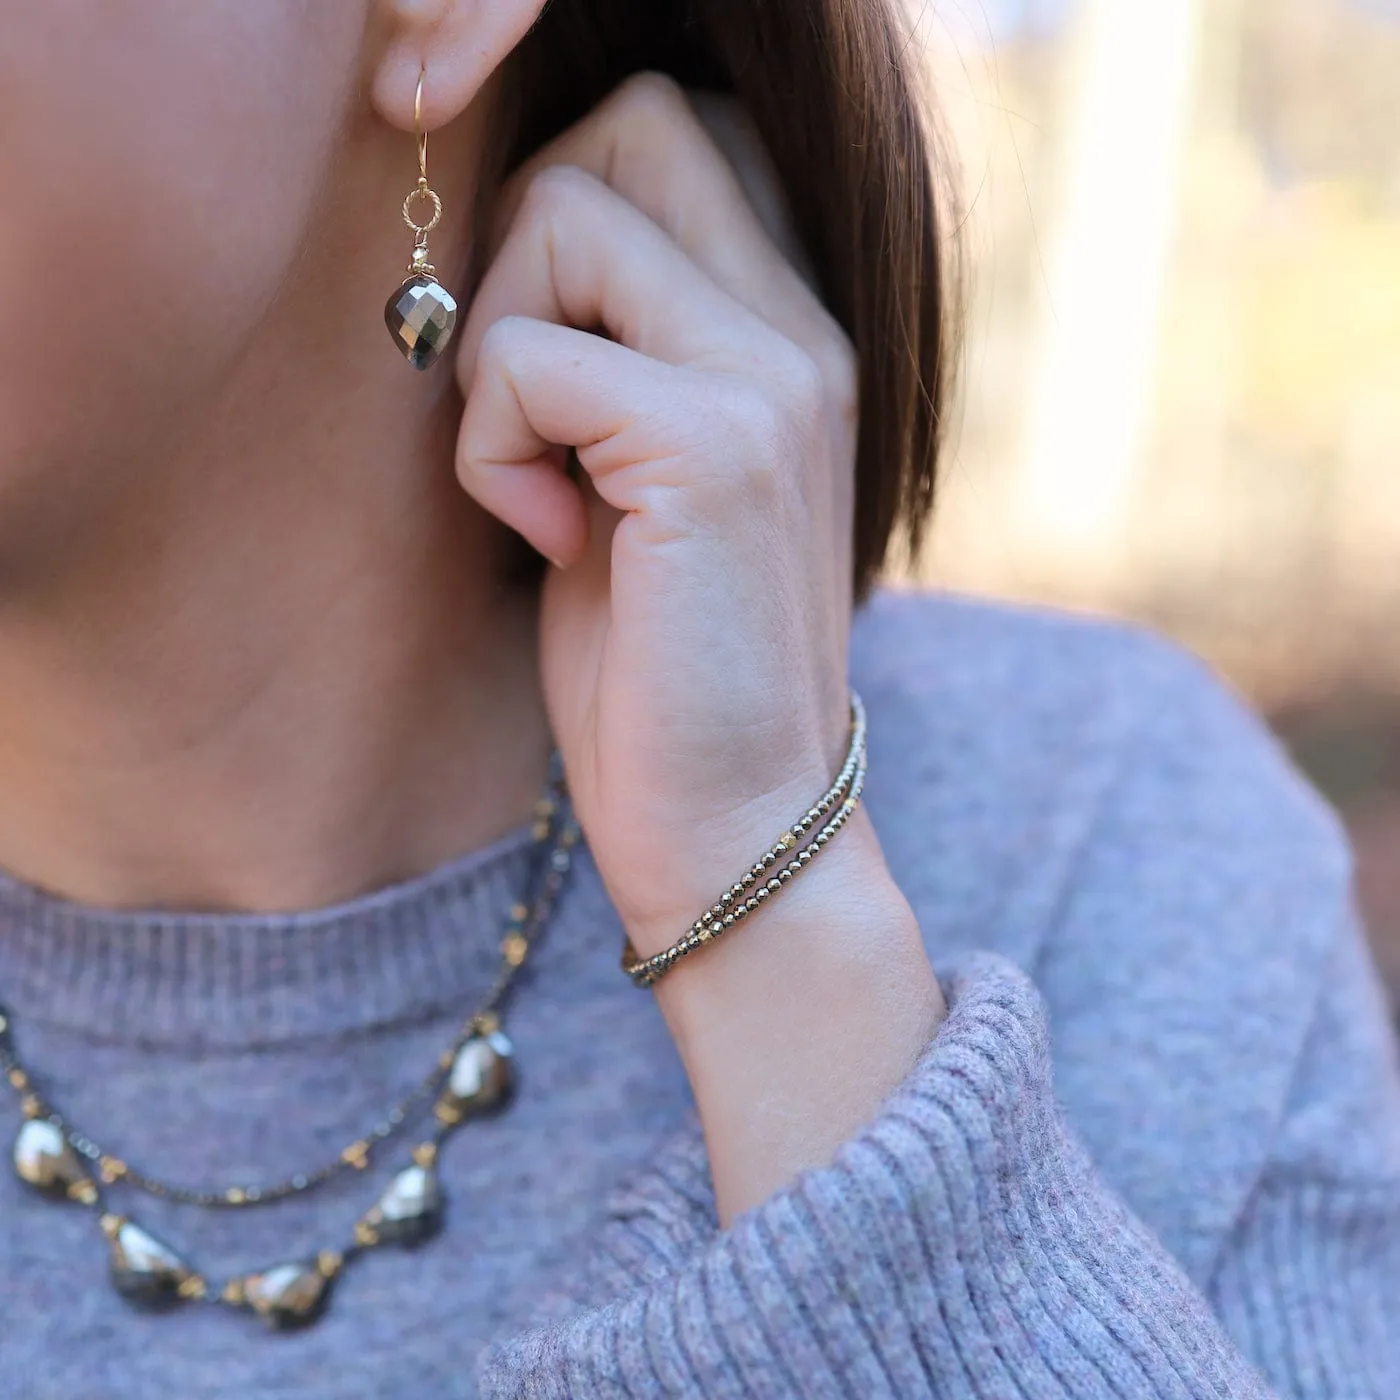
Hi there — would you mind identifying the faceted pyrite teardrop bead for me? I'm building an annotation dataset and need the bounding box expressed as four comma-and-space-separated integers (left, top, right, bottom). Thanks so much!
13, 1119, 97, 1203
359, 1163, 445, 1249
384, 275, 458, 370
435, 1029, 514, 1124
240, 1257, 337, 1331
102, 1215, 199, 1311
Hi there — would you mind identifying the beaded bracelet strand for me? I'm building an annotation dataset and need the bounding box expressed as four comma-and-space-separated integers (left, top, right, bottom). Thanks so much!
620, 689, 867, 988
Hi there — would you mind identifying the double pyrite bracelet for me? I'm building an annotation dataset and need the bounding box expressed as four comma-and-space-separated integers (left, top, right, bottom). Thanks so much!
620, 689, 868, 989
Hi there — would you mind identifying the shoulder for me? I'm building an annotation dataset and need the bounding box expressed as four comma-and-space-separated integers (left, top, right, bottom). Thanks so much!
851, 585, 1350, 952
851, 586, 1369, 1274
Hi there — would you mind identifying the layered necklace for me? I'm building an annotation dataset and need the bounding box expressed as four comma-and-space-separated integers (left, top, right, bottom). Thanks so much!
0, 748, 578, 1331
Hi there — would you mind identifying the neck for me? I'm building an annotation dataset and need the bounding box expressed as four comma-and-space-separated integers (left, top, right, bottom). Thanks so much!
0, 295, 551, 917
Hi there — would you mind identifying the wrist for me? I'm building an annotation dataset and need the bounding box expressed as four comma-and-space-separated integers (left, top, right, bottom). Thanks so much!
641, 805, 946, 1224
648, 806, 944, 1048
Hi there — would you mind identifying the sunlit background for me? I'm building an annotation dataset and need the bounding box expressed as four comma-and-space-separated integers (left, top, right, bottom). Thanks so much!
896, 0, 1400, 1000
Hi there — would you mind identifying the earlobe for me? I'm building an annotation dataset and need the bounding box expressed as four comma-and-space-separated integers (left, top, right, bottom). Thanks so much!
370, 0, 547, 133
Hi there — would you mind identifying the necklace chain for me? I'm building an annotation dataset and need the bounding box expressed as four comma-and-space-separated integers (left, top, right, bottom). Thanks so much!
0, 747, 579, 1328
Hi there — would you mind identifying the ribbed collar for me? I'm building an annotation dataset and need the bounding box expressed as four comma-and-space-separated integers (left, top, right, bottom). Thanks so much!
0, 815, 560, 1051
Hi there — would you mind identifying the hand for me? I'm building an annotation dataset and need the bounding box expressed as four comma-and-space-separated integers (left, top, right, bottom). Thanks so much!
455, 74, 860, 957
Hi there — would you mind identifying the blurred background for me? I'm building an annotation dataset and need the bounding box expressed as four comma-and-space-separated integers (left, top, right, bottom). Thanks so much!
897, 0, 1400, 1002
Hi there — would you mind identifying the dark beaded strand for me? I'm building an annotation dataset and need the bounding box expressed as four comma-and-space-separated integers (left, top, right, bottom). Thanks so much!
621, 689, 868, 988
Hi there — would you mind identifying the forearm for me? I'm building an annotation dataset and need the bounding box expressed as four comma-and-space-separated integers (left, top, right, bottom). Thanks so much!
648, 805, 946, 1226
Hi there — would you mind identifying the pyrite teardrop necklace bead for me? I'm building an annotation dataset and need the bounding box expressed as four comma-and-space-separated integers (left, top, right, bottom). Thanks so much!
102, 1215, 199, 1312
359, 1163, 445, 1249
14, 1119, 97, 1203
385, 275, 458, 370
238, 1257, 338, 1331
436, 1029, 514, 1124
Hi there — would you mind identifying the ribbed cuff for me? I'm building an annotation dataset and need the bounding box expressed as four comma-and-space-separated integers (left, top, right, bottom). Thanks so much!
1208, 1177, 1400, 1399
479, 953, 1276, 1399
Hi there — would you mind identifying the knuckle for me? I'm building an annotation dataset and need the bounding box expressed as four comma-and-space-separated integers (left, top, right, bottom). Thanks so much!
778, 345, 827, 416
610, 71, 692, 127
818, 335, 860, 426
520, 163, 597, 225
723, 383, 789, 503
477, 315, 528, 372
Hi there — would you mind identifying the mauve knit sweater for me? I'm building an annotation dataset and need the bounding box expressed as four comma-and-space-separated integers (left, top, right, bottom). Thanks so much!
0, 588, 1396, 1399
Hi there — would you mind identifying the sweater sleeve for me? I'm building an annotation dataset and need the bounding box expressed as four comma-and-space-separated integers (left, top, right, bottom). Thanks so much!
479, 949, 1400, 1399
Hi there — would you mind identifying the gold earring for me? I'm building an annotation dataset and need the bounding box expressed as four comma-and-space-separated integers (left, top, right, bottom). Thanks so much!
384, 66, 458, 370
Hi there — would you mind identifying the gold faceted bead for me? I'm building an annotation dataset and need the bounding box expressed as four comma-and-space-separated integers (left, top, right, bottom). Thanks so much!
8, 1067, 28, 1090
99, 1213, 125, 1239
502, 933, 528, 967
225, 1188, 247, 1205
20, 1093, 43, 1119
411, 1142, 438, 1169
222, 1278, 247, 1307
178, 1276, 208, 1301
472, 1010, 501, 1036
341, 1142, 371, 1171
353, 1220, 379, 1248
99, 1157, 128, 1185
317, 1250, 343, 1279
68, 1179, 99, 1206
531, 820, 550, 841
510, 903, 529, 923
434, 1100, 464, 1127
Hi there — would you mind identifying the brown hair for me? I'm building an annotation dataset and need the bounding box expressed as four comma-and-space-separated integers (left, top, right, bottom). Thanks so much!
487, 0, 957, 607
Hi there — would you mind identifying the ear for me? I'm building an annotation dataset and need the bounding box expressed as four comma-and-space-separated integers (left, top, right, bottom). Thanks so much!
371, 0, 547, 133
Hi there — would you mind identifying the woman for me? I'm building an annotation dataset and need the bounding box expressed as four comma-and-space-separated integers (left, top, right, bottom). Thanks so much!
0, 2, 1395, 1396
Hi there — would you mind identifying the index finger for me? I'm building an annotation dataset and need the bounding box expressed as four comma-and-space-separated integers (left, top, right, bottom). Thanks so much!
492, 73, 833, 357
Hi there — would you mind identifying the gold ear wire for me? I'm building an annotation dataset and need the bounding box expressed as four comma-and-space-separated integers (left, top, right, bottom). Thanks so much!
415, 66, 429, 184
383, 63, 459, 371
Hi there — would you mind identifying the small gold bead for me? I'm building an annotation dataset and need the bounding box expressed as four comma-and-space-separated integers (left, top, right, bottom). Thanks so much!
99, 1157, 128, 1185
225, 1188, 247, 1205
531, 821, 550, 841
510, 903, 529, 922
317, 1250, 343, 1278
502, 933, 528, 967
6, 1067, 25, 1090
534, 797, 557, 817
222, 1279, 246, 1307
697, 926, 712, 943
20, 1093, 43, 1119
69, 1180, 99, 1206
411, 1141, 438, 1169
354, 1220, 379, 1248
341, 1142, 370, 1171
434, 1099, 464, 1127
473, 1010, 501, 1035
99, 1213, 125, 1239
178, 1276, 208, 1301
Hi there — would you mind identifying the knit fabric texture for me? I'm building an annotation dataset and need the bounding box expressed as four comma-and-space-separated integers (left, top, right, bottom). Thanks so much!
0, 588, 1396, 1399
